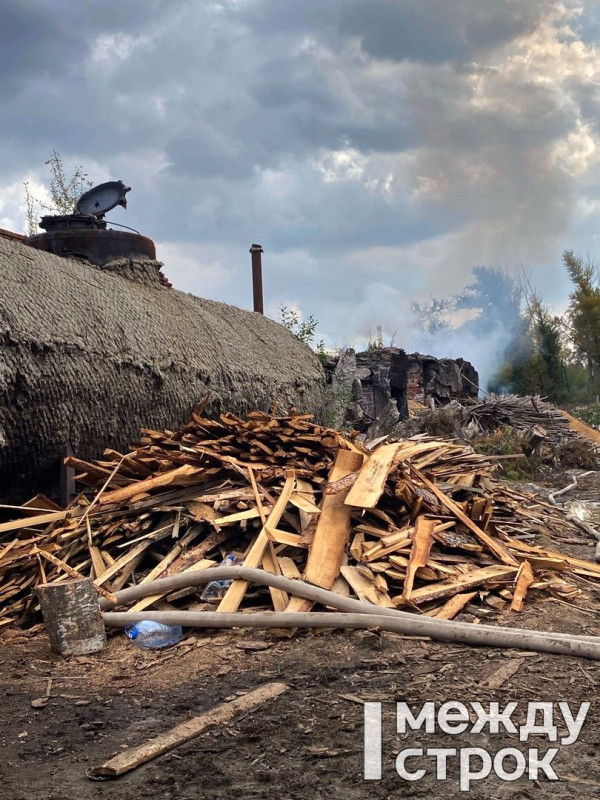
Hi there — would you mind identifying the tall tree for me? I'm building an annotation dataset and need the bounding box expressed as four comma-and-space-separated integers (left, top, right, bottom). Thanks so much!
563, 250, 600, 384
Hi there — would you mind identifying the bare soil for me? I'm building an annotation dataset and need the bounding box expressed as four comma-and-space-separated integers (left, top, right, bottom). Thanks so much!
2, 473, 600, 799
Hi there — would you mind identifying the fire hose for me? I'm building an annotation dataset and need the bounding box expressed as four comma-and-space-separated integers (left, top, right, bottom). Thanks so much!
100, 566, 600, 660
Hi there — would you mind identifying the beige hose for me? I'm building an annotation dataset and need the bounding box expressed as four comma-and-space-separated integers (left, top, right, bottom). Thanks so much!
101, 566, 600, 659
104, 610, 600, 660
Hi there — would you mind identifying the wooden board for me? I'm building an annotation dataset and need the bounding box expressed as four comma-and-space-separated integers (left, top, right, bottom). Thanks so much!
217, 474, 295, 613
402, 516, 435, 600
510, 560, 535, 612
345, 443, 401, 509
340, 565, 392, 607
410, 466, 519, 567
304, 449, 364, 590
88, 682, 289, 777
393, 565, 518, 606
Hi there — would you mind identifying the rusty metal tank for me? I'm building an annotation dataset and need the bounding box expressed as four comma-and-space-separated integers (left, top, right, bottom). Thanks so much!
25, 181, 155, 266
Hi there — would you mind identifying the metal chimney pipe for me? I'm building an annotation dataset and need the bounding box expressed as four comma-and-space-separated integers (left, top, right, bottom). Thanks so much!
250, 243, 264, 314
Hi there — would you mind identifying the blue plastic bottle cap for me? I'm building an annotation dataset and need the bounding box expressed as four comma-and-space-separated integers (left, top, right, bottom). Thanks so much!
125, 625, 139, 640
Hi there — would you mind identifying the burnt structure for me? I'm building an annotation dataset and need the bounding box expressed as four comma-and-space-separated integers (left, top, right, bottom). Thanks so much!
324, 347, 479, 435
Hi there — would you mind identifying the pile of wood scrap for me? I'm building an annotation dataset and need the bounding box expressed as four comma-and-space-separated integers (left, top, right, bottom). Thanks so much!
1, 407, 598, 632
463, 395, 576, 444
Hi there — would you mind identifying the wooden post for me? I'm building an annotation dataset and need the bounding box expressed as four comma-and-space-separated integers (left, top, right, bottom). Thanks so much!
36, 578, 106, 655
60, 442, 76, 508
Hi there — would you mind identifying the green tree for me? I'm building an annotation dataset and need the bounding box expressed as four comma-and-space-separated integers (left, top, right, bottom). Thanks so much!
24, 150, 92, 235
562, 250, 600, 384
277, 305, 326, 363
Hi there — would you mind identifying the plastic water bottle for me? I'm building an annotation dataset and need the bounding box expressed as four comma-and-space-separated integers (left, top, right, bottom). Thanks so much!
201, 553, 240, 602
125, 620, 183, 649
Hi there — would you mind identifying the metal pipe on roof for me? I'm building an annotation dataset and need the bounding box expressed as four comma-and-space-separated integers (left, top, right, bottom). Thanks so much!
250, 243, 264, 314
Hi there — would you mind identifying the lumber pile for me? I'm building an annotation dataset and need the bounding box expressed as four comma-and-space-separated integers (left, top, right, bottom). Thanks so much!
463, 394, 576, 444
0, 406, 598, 631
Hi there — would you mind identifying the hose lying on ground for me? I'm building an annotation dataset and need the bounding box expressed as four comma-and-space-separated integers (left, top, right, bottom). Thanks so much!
101, 566, 600, 660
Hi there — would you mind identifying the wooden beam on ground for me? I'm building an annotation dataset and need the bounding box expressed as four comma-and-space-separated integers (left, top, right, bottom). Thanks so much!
88, 682, 289, 778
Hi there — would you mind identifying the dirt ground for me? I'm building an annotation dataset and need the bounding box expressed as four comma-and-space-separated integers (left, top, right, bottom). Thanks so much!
2, 472, 600, 799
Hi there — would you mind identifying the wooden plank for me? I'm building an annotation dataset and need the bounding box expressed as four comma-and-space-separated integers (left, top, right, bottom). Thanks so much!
345, 443, 401, 509
98, 465, 203, 506
129, 559, 215, 612
110, 553, 146, 593
278, 556, 302, 581
89, 546, 108, 581
409, 466, 519, 567
402, 516, 435, 600
289, 492, 321, 515
510, 560, 535, 612
93, 542, 153, 586
362, 535, 412, 563
213, 508, 262, 525
340, 565, 392, 607
433, 591, 477, 620
304, 449, 364, 589
247, 466, 267, 524
217, 474, 296, 613
507, 538, 600, 577
265, 528, 306, 548
294, 479, 316, 533
393, 565, 518, 606
0, 509, 71, 535
261, 543, 288, 612
88, 682, 289, 778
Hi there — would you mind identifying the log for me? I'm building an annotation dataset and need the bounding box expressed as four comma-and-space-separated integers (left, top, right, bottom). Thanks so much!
36, 578, 106, 655
88, 681, 289, 778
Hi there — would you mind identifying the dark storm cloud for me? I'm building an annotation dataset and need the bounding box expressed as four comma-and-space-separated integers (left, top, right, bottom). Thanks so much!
340, 0, 549, 64
0, 0, 173, 96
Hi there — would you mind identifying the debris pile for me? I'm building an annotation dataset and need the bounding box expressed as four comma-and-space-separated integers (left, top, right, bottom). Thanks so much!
1, 406, 599, 631
463, 395, 576, 444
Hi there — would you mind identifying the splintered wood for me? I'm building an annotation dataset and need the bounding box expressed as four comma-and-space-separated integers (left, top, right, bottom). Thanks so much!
0, 405, 598, 631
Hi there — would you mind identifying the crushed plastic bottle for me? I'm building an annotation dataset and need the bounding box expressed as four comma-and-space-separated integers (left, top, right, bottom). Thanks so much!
201, 553, 240, 602
125, 620, 183, 649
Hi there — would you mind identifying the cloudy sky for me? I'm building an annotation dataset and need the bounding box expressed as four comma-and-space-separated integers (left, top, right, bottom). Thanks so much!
2, 0, 600, 365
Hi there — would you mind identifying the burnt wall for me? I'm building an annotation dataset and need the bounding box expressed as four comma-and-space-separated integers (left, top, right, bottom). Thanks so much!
324, 347, 479, 437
